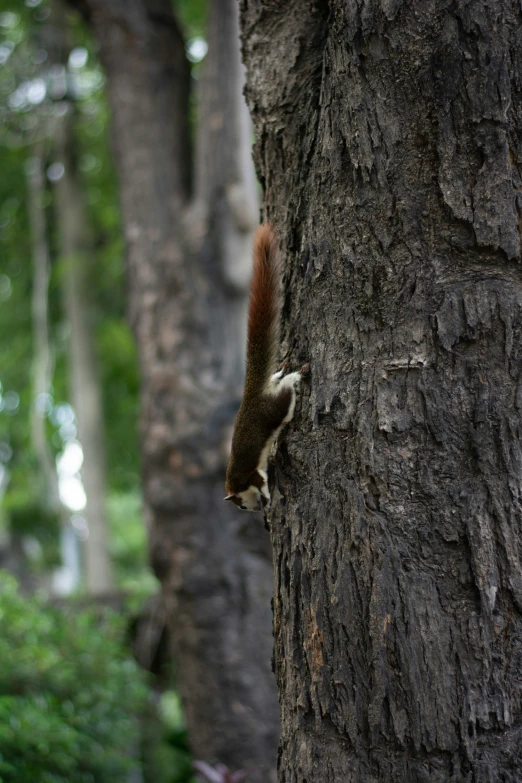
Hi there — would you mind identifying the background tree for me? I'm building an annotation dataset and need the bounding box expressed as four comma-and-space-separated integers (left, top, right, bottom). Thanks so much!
48, 0, 113, 594
0, 0, 147, 592
65, 0, 279, 778
0, 4, 193, 780
54, 104, 114, 594
240, 0, 522, 781
27, 146, 75, 593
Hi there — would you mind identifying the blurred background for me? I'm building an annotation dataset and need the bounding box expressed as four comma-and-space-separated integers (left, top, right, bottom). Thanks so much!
0, 0, 277, 780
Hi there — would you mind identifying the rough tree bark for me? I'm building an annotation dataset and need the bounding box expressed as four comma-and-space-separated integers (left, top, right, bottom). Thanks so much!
63, 0, 279, 777
240, 1, 522, 781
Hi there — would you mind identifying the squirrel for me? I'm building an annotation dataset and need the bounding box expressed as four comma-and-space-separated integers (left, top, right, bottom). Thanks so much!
225, 223, 301, 512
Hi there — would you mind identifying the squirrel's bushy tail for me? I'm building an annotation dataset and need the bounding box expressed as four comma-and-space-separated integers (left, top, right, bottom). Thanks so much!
245, 223, 281, 393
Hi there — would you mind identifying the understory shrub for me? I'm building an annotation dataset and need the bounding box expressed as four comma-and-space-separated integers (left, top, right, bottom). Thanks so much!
0, 572, 147, 783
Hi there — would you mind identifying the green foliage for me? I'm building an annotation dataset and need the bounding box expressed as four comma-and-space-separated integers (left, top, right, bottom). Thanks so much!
107, 490, 158, 595
96, 320, 140, 492
0, 572, 148, 782
174, 0, 207, 39
141, 691, 195, 783
0, 143, 36, 505
4, 500, 60, 566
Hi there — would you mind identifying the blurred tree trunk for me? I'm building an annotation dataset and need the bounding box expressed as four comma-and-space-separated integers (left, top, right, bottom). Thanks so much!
27, 151, 62, 522
240, 1, 522, 781
64, 0, 278, 777
53, 106, 113, 594
27, 149, 78, 594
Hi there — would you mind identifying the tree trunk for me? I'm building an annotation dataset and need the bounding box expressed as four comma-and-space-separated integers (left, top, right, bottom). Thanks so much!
64, 0, 278, 777
53, 106, 114, 594
240, 1, 522, 781
27, 151, 61, 515
27, 151, 63, 516
27, 149, 79, 595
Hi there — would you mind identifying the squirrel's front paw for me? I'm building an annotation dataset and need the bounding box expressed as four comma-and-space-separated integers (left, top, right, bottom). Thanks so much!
283, 371, 301, 389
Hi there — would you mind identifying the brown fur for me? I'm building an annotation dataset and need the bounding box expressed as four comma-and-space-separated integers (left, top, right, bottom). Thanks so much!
225, 224, 293, 498
245, 223, 281, 393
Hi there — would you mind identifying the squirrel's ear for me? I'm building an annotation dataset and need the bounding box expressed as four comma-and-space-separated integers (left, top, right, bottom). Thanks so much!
224, 494, 235, 501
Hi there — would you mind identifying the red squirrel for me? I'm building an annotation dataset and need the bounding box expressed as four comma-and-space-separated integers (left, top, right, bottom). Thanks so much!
225, 223, 300, 512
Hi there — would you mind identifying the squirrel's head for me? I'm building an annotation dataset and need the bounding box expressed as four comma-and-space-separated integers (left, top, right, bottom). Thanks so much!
224, 470, 270, 512
224, 488, 267, 512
